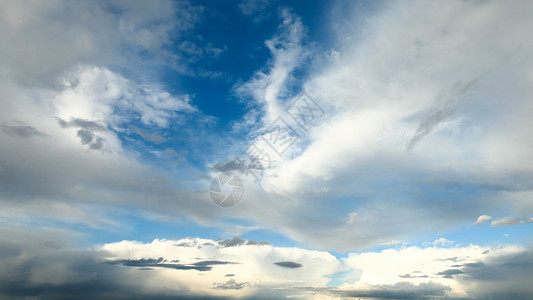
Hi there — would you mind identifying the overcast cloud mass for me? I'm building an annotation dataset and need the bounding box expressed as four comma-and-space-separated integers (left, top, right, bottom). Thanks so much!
0, 0, 532, 299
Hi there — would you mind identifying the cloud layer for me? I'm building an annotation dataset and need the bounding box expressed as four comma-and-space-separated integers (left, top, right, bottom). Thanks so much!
0, 0, 532, 299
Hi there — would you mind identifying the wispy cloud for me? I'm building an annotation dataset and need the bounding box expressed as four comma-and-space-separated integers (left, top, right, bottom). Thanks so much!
491, 216, 533, 227
235, 8, 308, 126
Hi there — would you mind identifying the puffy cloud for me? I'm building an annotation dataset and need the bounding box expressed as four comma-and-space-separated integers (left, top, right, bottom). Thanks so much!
0, 226, 531, 299
216, 236, 270, 247
99, 237, 343, 298
54, 66, 195, 129
0, 0, 213, 231
0, 61, 215, 229
475, 214, 492, 224
0, 229, 288, 299
340, 244, 527, 299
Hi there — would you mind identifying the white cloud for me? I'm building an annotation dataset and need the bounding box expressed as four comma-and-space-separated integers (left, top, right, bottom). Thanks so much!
235, 8, 308, 126
491, 216, 533, 227
1, 226, 531, 299
475, 214, 492, 224
0, 0, 532, 276
100, 237, 344, 298
0, 0, 223, 231
426, 238, 454, 247
341, 244, 525, 298
228, 0, 533, 251
55, 66, 195, 130
276, 0, 533, 192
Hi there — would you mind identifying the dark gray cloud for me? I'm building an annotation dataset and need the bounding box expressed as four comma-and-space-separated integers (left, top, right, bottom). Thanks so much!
107, 258, 237, 272
56, 117, 107, 131
216, 237, 269, 247
57, 117, 108, 150
212, 160, 247, 173
274, 261, 302, 269
77, 129, 94, 145
399, 273, 429, 279
192, 260, 238, 266
77, 129, 105, 150
214, 278, 249, 290
436, 269, 464, 279
435, 256, 463, 262
298, 281, 451, 299
0, 228, 232, 300
1, 121, 48, 138
0, 241, 21, 259
459, 248, 533, 299
463, 262, 484, 268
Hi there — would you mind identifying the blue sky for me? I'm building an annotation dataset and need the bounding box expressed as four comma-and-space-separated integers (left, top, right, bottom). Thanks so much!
0, 0, 532, 299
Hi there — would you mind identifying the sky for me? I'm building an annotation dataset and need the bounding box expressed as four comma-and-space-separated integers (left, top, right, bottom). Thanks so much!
0, 0, 532, 299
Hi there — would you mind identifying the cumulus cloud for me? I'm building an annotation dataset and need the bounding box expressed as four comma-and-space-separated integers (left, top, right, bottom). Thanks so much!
54, 66, 195, 129
0, 229, 241, 299
340, 244, 528, 299
216, 236, 270, 247
475, 214, 492, 224
214, 278, 249, 290
98, 237, 343, 298
0, 226, 531, 299
0, 64, 215, 229
0, 0, 216, 231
